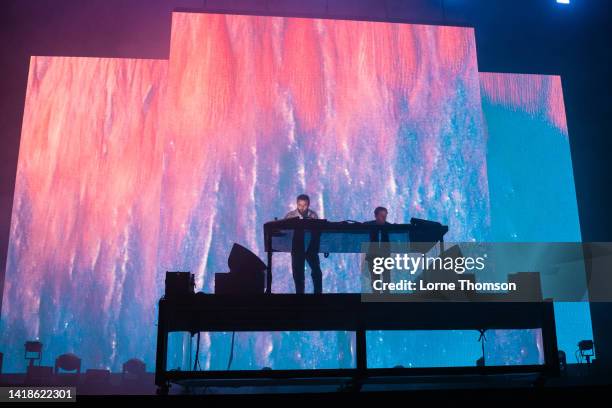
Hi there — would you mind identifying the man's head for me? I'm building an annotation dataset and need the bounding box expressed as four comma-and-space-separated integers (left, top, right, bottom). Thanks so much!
374, 207, 388, 224
296, 194, 310, 216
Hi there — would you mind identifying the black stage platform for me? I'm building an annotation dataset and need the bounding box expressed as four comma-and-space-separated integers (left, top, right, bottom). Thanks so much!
155, 294, 559, 394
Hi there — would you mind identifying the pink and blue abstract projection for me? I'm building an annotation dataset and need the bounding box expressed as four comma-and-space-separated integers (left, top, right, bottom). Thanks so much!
0, 12, 591, 372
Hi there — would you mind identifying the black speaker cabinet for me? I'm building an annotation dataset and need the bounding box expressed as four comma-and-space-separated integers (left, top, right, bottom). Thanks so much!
215, 243, 266, 294
165, 271, 195, 299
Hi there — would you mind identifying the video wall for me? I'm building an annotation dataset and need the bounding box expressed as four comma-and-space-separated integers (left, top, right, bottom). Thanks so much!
0, 12, 591, 372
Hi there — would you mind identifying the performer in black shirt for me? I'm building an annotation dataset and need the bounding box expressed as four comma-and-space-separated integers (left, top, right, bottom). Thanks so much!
285, 194, 322, 294
364, 207, 391, 293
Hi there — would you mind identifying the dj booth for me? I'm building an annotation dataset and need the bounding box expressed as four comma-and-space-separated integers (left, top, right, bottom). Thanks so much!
154, 218, 559, 393
263, 217, 449, 293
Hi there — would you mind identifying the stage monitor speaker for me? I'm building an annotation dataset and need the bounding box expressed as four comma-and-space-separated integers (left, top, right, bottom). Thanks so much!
508, 272, 542, 301
165, 271, 195, 299
215, 243, 266, 294
228, 243, 267, 275
214, 271, 265, 295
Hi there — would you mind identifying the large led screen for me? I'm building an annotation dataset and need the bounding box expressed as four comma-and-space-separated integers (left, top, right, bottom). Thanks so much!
0, 12, 591, 372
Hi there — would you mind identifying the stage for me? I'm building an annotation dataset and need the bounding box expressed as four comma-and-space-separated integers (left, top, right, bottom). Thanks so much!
155, 293, 560, 394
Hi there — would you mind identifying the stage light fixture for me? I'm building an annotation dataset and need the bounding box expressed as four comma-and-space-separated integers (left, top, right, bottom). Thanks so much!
577, 339, 594, 365
24, 341, 43, 367
556, 0, 570, 4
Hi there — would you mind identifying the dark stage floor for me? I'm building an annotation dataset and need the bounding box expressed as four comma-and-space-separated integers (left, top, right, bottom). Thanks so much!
0, 364, 608, 397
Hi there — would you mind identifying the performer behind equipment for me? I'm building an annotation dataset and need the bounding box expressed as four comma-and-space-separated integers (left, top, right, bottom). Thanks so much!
285, 194, 323, 294
364, 207, 391, 293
